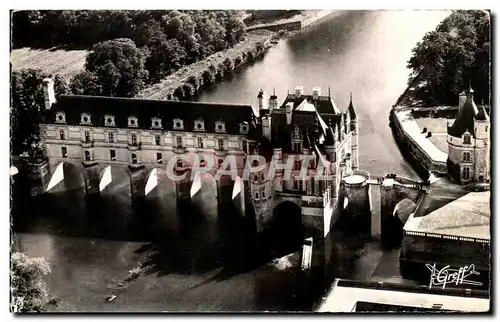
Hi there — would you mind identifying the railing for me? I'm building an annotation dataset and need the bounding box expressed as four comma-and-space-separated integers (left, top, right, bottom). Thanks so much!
404, 230, 490, 244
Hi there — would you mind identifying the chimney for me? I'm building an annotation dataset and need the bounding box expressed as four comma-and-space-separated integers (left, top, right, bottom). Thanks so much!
257, 89, 265, 110
262, 116, 272, 141
312, 87, 321, 100
286, 102, 293, 125
43, 78, 56, 110
269, 88, 278, 112
295, 86, 304, 98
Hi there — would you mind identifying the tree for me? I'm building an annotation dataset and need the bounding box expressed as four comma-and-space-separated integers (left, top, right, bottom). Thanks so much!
223, 12, 246, 47
85, 38, 149, 97
11, 69, 68, 156
10, 252, 52, 312
70, 70, 103, 96
407, 10, 490, 106
145, 38, 186, 83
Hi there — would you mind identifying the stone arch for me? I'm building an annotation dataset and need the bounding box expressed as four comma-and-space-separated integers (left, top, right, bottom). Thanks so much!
269, 200, 304, 253
190, 170, 218, 201
46, 161, 85, 193
98, 165, 132, 196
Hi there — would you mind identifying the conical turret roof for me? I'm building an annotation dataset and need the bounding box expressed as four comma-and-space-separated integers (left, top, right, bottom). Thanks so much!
475, 104, 489, 121
348, 92, 357, 119
448, 89, 479, 137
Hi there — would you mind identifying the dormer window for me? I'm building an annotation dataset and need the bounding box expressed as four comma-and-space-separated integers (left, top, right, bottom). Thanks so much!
194, 119, 205, 132
80, 113, 91, 125
55, 111, 66, 124
239, 122, 249, 134
128, 116, 138, 128
215, 121, 226, 133
293, 126, 301, 139
463, 134, 471, 144
104, 114, 115, 127
151, 117, 162, 129
173, 118, 184, 130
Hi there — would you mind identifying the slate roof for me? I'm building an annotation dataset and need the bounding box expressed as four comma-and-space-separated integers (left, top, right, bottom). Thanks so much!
348, 93, 357, 119
280, 93, 340, 115
475, 104, 489, 121
43, 95, 254, 135
448, 91, 479, 138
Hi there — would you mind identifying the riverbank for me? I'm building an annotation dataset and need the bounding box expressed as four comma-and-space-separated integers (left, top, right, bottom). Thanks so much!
389, 106, 448, 179
136, 30, 276, 100
246, 10, 335, 32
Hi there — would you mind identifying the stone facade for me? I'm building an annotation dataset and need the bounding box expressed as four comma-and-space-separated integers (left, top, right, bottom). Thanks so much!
447, 88, 490, 184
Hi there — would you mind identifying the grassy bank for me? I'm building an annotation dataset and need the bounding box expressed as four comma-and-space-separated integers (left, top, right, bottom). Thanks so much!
136, 30, 275, 101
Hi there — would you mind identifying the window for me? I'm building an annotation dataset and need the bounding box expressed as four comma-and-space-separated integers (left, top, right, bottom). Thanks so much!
294, 180, 298, 190
242, 140, 247, 152
108, 132, 114, 143
463, 167, 470, 179
486, 125, 488, 132
151, 117, 162, 129
131, 134, 138, 145
80, 113, 91, 125
262, 191, 266, 198
311, 177, 315, 194
255, 193, 259, 199
173, 118, 184, 130
464, 135, 471, 144
61, 147, 67, 158
194, 119, 205, 132
215, 121, 226, 133
294, 160, 301, 171
84, 151, 91, 161
198, 137, 204, 148
131, 153, 138, 164
293, 143, 301, 154
55, 111, 66, 124
104, 114, 115, 127
59, 130, 65, 140
218, 138, 224, 150
463, 152, 471, 162
156, 152, 162, 164
84, 131, 91, 143
128, 116, 138, 128
110, 150, 116, 161
177, 136, 183, 148
218, 159, 223, 168
155, 135, 161, 146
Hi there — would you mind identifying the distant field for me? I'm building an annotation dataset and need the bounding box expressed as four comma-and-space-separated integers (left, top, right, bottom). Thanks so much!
10, 47, 89, 80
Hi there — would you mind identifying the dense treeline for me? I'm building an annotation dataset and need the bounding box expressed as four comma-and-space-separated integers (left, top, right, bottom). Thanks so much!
12, 10, 247, 95
407, 10, 490, 106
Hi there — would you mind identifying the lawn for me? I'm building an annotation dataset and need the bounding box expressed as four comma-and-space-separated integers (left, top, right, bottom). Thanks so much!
11, 47, 89, 80
414, 117, 450, 153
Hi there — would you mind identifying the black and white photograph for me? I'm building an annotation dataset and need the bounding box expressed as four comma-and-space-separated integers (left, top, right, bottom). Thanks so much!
8, 5, 492, 314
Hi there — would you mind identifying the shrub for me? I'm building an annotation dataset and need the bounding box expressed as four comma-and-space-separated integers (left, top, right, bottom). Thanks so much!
182, 83, 195, 97
173, 86, 185, 99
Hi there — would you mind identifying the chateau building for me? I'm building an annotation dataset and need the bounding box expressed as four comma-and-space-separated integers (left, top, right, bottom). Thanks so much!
40, 78, 253, 175
37, 79, 360, 239
446, 87, 490, 184
248, 86, 359, 235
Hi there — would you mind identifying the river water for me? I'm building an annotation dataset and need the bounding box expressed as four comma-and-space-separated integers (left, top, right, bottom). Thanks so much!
11, 10, 450, 312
